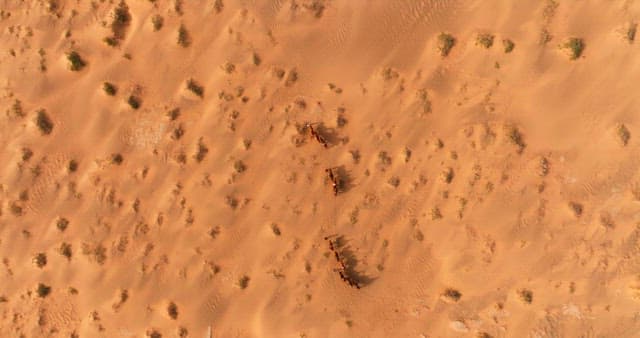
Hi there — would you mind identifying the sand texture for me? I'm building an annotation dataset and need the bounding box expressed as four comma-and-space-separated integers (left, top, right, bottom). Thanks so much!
2, 0, 640, 337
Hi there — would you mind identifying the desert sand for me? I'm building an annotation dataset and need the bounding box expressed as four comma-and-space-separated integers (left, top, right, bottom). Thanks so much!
2, 0, 640, 337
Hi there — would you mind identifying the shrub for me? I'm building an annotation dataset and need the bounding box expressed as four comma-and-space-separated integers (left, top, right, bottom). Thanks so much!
563, 38, 584, 60
186, 79, 204, 97
167, 302, 178, 319
36, 109, 54, 135
627, 23, 637, 43
617, 124, 630, 146
127, 95, 140, 109
195, 138, 208, 162
443, 288, 461, 301
59, 243, 72, 260
68, 160, 78, 172
33, 253, 47, 268
37, 283, 51, 298
438, 33, 455, 57
507, 125, 526, 153
519, 289, 533, 303
67, 51, 86, 71
103, 36, 118, 46
56, 217, 69, 231
233, 160, 246, 173
151, 15, 163, 31
503, 39, 515, 53
111, 153, 124, 165
103, 82, 117, 96
177, 24, 190, 47
238, 275, 250, 289
476, 33, 494, 48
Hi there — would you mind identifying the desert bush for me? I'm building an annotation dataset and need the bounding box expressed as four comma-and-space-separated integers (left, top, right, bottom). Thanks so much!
617, 124, 630, 146
443, 288, 461, 301
195, 138, 208, 162
438, 33, 455, 57
476, 33, 494, 48
238, 275, 250, 289
36, 109, 54, 135
167, 302, 178, 319
103, 82, 117, 96
111, 153, 124, 165
127, 95, 140, 109
151, 14, 163, 31
37, 283, 51, 298
56, 217, 69, 231
519, 289, 533, 303
59, 242, 72, 260
186, 79, 204, 97
177, 24, 190, 47
67, 51, 86, 71
503, 39, 515, 53
33, 253, 47, 268
627, 23, 637, 43
563, 38, 584, 60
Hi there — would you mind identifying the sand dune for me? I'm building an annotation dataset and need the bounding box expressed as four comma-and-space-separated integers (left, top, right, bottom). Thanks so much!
2, 0, 640, 337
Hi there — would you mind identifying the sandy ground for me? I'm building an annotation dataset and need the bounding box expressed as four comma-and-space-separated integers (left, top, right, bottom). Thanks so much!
2, 0, 640, 337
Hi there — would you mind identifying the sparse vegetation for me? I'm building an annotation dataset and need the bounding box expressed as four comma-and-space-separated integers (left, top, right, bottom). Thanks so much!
186, 79, 204, 98
22, 148, 33, 161
568, 202, 583, 217
36, 109, 54, 135
214, 0, 224, 13
540, 29, 552, 45
59, 242, 72, 260
627, 23, 637, 43
519, 289, 533, 304
443, 288, 461, 301
507, 125, 526, 153
503, 39, 515, 53
111, 153, 124, 165
56, 217, 69, 231
238, 275, 250, 289
234, 160, 246, 173
66, 51, 86, 71
103, 82, 117, 96
33, 253, 47, 268
617, 124, 630, 146
167, 302, 178, 320
177, 24, 190, 47
476, 33, 494, 48
431, 207, 442, 220
271, 223, 281, 236
563, 37, 585, 60
252, 52, 261, 66
194, 138, 208, 162
37, 283, 51, 298
106, 1, 131, 45
285, 69, 298, 86
127, 95, 140, 109
68, 160, 78, 172
10, 99, 24, 117
167, 108, 180, 120
442, 167, 454, 184
438, 33, 455, 57
151, 14, 164, 31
